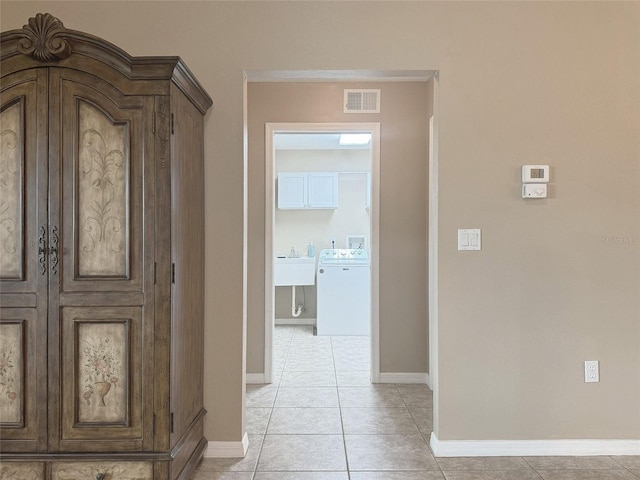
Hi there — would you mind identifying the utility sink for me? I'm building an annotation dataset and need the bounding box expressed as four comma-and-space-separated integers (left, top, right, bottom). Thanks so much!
274, 256, 316, 286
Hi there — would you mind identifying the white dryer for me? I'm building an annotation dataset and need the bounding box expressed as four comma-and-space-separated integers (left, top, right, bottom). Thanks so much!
316, 249, 371, 336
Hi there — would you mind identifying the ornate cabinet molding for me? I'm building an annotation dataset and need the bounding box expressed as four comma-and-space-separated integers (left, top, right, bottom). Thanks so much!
16, 13, 72, 61
0, 13, 212, 480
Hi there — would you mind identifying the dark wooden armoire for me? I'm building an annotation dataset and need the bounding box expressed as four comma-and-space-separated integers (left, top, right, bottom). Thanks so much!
0, 13, 212, 480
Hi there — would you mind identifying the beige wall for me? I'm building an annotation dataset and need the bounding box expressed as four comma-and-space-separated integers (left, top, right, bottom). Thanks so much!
2, 1, 639, 444
248, 82, 430, 374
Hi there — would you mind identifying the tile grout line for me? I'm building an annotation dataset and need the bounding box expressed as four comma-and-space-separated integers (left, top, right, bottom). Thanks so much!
609, 454, 640, 479
521, 456, 545, 479
332, 333, 353, 480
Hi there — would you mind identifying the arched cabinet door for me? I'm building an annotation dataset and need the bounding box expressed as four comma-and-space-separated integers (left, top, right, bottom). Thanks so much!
0, 68, 48, 453
48, 68, 155, 453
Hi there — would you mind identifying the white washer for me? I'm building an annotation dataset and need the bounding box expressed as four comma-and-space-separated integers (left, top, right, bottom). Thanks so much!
316, 249, 371, 336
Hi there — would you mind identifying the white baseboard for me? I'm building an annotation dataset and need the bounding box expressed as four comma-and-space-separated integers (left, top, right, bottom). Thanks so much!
246, 373, 265, 384
377, 372, 429, 384
205, 432, 249, 458
275, 318, 316, 326
430, 432, 640, 457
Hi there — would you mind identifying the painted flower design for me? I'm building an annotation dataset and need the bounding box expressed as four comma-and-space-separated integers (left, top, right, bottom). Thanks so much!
80, 126, 124, 251
0, 345, 17, 404
82, 336, 122, 405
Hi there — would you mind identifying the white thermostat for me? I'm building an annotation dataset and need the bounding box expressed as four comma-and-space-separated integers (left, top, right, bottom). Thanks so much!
522, 165, 549, 183
522, 184, 547, 198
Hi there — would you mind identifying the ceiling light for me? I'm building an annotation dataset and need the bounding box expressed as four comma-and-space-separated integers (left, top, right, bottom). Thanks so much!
339, 133, 371, 146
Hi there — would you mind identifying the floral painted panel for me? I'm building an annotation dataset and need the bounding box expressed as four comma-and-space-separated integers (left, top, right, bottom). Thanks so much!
0, 102, 23, 279
78, 322, 127, 423
0, 462, 44, 480
0, 322, 23, 424
78, 101, 128, 277
52, 462, 151, 480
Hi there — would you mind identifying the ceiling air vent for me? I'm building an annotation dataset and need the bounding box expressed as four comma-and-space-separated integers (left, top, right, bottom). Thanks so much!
344, 89, 380, 113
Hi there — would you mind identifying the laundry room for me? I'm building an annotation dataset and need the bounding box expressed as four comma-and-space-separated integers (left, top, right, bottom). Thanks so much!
273, 132, 372, 330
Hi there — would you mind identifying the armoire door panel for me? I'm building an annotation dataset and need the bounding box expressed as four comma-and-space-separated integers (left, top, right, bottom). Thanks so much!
0, 69, 48, 295
0, 310, 44, 448
58, 306, 144, 451
53, 69, 147, 294
76, 320, 130, 425
0, 69, 48, 452
46, 69, 153, 454
0, 100, 24, 280
0, 320, 26, 426
76, 100, 129, 279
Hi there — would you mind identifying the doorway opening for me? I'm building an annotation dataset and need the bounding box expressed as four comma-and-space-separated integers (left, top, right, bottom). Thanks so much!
245, 72, 439, 447
264, 123, 381, 384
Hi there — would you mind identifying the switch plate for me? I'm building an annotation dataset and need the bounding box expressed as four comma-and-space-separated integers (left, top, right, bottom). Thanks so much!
458, 229, 481, 251
584, 360, 599, 383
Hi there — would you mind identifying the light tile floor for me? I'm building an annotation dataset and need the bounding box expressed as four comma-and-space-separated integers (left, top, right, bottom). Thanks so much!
192, 325, 640, 480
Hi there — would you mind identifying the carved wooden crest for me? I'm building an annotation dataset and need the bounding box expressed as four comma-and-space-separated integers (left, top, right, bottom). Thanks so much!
16, 13, 72, 61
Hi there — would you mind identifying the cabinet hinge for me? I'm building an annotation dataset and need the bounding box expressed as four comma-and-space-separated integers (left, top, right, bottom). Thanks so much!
171, 113, 175, 135
152, 112, 156, 134
170, 412, 174, 434
171, 263, 176, 284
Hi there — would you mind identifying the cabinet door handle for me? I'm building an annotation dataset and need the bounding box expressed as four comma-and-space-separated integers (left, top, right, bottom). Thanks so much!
50, 225, 59, 275
38, 225, 47, 275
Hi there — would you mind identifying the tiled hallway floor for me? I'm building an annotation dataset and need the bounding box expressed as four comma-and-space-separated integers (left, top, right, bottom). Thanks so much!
192, 325, 640, 480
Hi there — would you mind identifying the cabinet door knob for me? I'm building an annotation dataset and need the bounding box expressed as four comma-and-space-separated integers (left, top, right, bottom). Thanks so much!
96, 473, 106, 480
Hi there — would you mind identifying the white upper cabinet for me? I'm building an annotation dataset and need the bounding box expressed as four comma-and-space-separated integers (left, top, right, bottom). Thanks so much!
277, 173, 307, 208
278, 172, 338, 209
307, 172, 338, 208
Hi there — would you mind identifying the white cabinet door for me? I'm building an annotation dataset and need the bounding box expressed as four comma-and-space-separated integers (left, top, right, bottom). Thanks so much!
277, 172, 338, 209
278, 173, 307, 208
307, 172, 338, 209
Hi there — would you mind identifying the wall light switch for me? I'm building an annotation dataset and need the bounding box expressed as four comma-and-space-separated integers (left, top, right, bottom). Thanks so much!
458, 229, 481, 251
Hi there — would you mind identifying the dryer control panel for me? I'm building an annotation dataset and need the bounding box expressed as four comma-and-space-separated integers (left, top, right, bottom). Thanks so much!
318, 249, 369, 265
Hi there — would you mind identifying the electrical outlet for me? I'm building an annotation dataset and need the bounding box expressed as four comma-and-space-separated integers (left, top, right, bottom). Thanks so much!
584, 360, 599, 383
